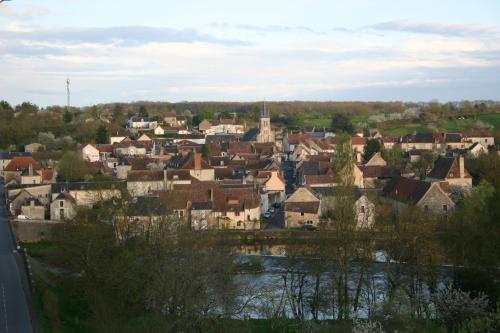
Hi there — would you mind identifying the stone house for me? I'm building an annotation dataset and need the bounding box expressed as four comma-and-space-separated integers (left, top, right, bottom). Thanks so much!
3, 156, 40, 183
285, 187, 321, 228
382, 176, 454, 214
427, 156, 472, 189
127, 170, 165, 197
462, 130, 495, 147
25, 143, 45, 153
21, 198, 45, 220
164, 112, 177, 127
127, 116, 157, 129
51, 182, 125, 207
0, 152, 32, 177
50, 192, 77, 221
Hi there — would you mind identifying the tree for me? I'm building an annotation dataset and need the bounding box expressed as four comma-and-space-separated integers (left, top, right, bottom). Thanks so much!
434, 286, 489, 332
95, 125, 109, 144
333, 132, 354, 185
16, 101, 38, 114
381, 145, 406, 168
63, 110, 73, 123
57, 151, 89, 182
331, 113, 354, 134
363, 139, 381, 162
138, 105, 148, 118
112, 104, 126, 126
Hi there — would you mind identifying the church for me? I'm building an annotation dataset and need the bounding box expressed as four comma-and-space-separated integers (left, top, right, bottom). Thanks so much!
256, 103, 275, 143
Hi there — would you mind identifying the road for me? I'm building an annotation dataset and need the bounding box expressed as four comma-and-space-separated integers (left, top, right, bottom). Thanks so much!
0, 182, 33, 333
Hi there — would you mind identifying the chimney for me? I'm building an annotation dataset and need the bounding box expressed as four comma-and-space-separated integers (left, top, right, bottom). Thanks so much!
459, 155, 464, 178
194, 153, 201, 170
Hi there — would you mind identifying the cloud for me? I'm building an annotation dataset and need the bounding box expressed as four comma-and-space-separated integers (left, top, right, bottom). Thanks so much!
1, 26, 249, 47
235, 24, 326, 35
0, 4, 51, 21
366, 20, 498, 37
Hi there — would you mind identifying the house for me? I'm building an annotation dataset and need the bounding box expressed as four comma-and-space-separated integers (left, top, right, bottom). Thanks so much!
3, 156, 40, 183
365, 152, 387, 166
313, 187, 376, 229
382, 177, 454, 214
462, 130, 495, 147
382, 137, 397, 149
182, 153, 215, 181
427, 156, 472, 189
20, 198, 45, 220
360, 165, 401, 188
127, 116, 157, 129
114, 140, 150, 156
0, 152, 32, 176
25, 143, 45, 153
50, 192, 77, 221
212, 186, 261, 230
81, 144, 100, 162
51, 181, 125, 207
255, 170, 286, 212
468, 142, 488, 157
285, 187, 321, 228
400, 133, 439, 151
137, 133, 153, 142
164, 112, 177, 127
109, 129, 129, 144
154, 125, 166, 135
444, 133, 466, 150
198, 119, 213, 133
176, 115, 187, 126
127, 170, 165, 197
20, 164, 42, 185
203, 119, 245, 135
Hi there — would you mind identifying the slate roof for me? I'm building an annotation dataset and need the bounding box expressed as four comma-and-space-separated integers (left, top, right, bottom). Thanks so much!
127, 170, 164, 182
0, 152, 32, 160
51, 181, 126, 193
381, 177, 431, 204
361, 165, 401, 178
428, 156, 470, 179
241, 128, 260, 142
285, 201, 320, 214
445, 133, 462, 143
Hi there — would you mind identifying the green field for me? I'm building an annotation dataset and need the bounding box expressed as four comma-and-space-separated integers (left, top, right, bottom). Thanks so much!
479, 114, 500, 130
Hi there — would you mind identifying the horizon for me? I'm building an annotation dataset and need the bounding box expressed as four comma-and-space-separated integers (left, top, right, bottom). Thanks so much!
1, 0, 500, 106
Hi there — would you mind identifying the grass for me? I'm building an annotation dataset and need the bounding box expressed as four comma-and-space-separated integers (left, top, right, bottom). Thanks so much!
478, 114, 500, 130
302, 117, 331, 128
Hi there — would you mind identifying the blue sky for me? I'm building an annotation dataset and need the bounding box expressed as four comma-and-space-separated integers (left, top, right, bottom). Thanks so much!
1, 0, 499, 106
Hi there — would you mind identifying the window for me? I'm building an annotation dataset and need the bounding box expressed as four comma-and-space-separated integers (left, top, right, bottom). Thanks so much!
59, 209, 64, 219
424, 205, 429, 211
443, 205, 448, 212
59, 201, 64, 207
301, 212, 304, 216
247, 215, 250, 221
237, 221, 242, 227
179, 210, 184, 217
235, 211, 240, 217
360, 205, 365, 213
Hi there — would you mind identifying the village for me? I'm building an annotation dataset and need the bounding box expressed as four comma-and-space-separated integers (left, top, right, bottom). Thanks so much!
1, 104, 496, 238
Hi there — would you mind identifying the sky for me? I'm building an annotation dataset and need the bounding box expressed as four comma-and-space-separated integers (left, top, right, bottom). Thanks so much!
1, 0, 500, 106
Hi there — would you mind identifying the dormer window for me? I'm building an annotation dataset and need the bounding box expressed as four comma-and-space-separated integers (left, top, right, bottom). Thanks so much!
59, 201, 64, 207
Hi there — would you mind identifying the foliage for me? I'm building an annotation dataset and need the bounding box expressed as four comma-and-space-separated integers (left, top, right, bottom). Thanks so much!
333, 132, 354, 185
381, 145, 406, 168
433, 286, 489, 332
363, 139, 382, 162
57, 151, 89, 182
331, 113, 354, 134
63, 110, 73, 123
95, 125, 109, 144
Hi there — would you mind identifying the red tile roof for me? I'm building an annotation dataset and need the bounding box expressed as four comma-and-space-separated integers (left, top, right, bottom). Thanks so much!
4, 157, 40, 172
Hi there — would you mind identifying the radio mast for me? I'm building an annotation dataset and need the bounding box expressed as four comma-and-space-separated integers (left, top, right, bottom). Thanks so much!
66, 78, 70, 110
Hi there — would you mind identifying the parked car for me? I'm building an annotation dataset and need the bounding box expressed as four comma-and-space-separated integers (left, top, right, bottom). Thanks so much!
268, 208, 275, 214
263, 212, 272, 219
17, 215, 32, 220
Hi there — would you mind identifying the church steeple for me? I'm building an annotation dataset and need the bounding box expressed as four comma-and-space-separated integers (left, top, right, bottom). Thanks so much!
260, 102, 269, 118
257, 101, 274, 143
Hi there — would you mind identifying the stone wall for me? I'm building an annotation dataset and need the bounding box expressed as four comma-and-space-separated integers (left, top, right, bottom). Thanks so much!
11, 220, 63, 243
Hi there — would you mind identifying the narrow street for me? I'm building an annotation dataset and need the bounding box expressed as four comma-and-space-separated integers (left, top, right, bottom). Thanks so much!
0, 181, 33, 333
